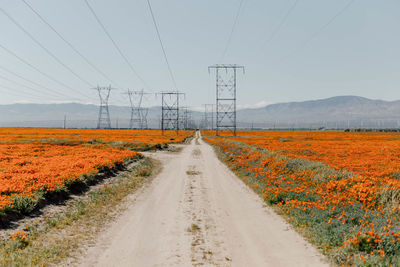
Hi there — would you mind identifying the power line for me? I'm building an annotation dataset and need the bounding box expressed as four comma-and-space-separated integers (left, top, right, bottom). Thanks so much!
220, 0, 246, 62
20, 0, 122, 89
0, 64, 81, 100
0, 73, 65, 99
94, 85, 113, 129
0, 42, 91, 101
0, 6, 95, 90
208, 64, 245, 136
0, 83, 48, 101
146, 0, 177, 90
287, 0, 356, 58
261, 0, 299, 48
0, 86, 40, 101
84, 0, 150, 90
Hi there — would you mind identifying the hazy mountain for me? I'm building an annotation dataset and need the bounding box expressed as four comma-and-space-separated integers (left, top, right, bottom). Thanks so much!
0, 103, 162, 128
237, 96, 400, 128
1, 96, 400, 129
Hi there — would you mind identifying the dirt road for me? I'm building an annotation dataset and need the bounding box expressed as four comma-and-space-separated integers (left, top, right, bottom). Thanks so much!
80, 132, 328, 266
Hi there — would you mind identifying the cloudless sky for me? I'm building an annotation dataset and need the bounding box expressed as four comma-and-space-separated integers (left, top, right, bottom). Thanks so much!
0, 0, 399, 108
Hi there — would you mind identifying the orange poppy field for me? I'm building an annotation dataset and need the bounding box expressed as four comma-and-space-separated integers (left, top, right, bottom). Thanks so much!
0, 128, 192, 215
0, 128, 191, 149
203, 130, 400, 265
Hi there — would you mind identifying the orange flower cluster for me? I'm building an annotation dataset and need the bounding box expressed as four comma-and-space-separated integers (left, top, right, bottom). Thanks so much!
0, 143, 138, 209
0, 128, 193, 211
203, 131, 400, 264
204, 130, 400, 209
0, 128, 192, 148
9, 231, 28, 242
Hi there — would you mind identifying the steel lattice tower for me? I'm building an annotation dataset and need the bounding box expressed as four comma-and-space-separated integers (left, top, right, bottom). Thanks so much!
159, 91, 184, 135
94, 85, 113, 129
179, 106, 190, 130
125, 89, 150, 129
208, 64, 244, 136
140, 107, 149, 129
185, 109, 193, 129
203, 104, 215, 130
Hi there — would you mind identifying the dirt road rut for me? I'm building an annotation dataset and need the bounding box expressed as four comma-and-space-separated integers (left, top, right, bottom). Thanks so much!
80, 132, 328, 266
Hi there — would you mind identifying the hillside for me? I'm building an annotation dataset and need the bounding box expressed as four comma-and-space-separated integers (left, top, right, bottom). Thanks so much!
1, 96, 400, 128
237, 96, 400, 128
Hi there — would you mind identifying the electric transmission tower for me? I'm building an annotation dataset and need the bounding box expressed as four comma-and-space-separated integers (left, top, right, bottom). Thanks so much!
94, 85, 113, 129
203, 104, 215, 130
140, 107, 149, 129
124, 89, 150, 129
159, 91, 185, 135
179, 106, 190, 130
208, 64, 244, 136
185, 109, 193, 129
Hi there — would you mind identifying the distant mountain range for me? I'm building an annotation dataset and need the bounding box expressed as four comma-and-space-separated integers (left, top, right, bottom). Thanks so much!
1, 96, 400, 129
238, 96, 400, 128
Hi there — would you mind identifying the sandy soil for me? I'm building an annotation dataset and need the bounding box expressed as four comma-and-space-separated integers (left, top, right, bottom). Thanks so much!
79, 132, 328, 267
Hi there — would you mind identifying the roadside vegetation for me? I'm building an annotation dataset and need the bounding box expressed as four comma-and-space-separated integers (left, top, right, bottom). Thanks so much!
204, 132, 400, 266
0, 128, 193, 220
0, 128, 193, 266
0, 128, 193, 151
0, 157, 156, 266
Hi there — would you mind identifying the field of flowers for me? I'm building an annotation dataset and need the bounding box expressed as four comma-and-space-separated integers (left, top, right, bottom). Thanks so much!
0, 128, 191, 150
203, 131, 400, 266
0, 128, 192, 217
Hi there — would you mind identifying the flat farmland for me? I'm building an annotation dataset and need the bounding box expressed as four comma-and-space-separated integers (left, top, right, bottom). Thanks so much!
203, 131, 400, 266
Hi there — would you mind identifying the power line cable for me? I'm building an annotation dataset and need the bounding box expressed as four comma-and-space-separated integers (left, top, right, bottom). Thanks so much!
84, 0, 150, 90
220, 0, 246, 62
0, 72, 66, 99
0, 64, 81, 100
0, 6, 95, 91
0, 83, 49, 101
261, 0, 299, 48
286, 0, 356, 58
0, 42, 91, 101
0, 86, 40, 101
146, 0, 177, 90
20, 0, 123, 89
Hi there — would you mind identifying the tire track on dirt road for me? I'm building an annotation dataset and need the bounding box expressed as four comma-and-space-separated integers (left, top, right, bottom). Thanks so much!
78, 132, 328, 266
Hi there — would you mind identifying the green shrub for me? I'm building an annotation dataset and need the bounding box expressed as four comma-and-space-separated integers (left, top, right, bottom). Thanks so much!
10, 195, 37, 215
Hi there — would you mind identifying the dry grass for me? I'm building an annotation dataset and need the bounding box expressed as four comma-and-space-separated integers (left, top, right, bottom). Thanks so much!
379, 184, 400, 215
186, 165, 201, 176
0, 158, 159, 267
186, 170, 201, 176
192, 149, 201, 157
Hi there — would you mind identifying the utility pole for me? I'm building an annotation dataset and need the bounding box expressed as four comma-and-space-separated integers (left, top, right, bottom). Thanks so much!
63, 114, 66, 129
158, 115, 162, 130
179, 106, 189, 130
202, 105, 208, 130
94, 85, 113, 129
159, 91, 185, 135
140, 108, 149, 129
203, 104, 215, 130
208, 64, 244, 136
125, 89, 150, 129
185, 109, 193, 129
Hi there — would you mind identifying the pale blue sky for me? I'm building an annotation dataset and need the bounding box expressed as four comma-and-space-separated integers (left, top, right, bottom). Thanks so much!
0, 0, 399, 108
